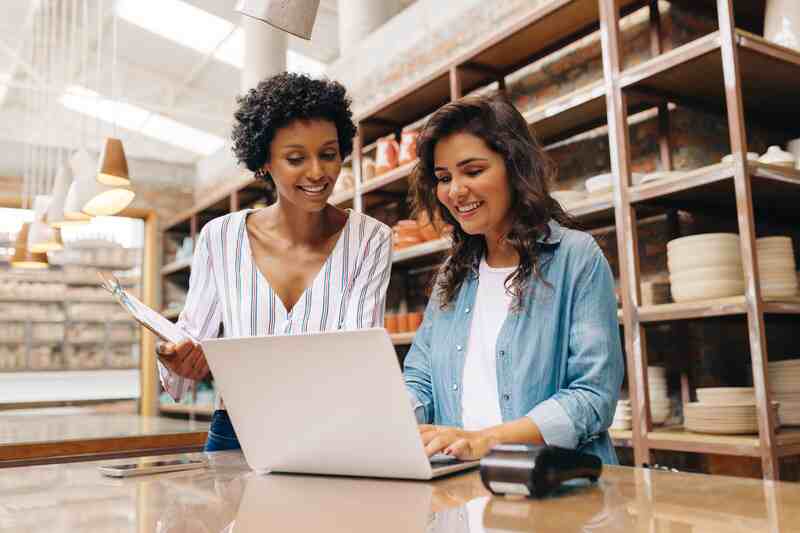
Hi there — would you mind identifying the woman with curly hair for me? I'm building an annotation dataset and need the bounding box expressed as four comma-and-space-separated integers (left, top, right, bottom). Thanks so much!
404, 95, 623, 464
156, 73, 392, 452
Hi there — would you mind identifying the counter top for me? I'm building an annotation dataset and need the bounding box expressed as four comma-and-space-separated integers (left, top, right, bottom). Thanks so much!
0, 414, 208, 466
1, 450, 799, 532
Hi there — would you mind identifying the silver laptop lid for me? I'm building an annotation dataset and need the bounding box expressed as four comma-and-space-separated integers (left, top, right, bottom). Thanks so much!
203, 329, 433, 479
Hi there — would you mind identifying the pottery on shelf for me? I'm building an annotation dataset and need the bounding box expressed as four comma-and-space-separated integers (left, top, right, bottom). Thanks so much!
759, 145, 796, 167
765, 0, 800, 51
721, 152, 760, 164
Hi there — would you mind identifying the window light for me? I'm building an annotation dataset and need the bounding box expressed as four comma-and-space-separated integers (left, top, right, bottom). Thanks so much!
60, 86, 226, 156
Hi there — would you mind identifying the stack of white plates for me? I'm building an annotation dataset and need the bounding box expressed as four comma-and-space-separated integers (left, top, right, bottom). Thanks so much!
583, 173, 643, 195
648, 366, 671, 425
551, 190, 587, 207
769, 359, 800, 425
667, 233, 744, 302
611, 399, 631, 430
686, 387, 779, 435
757, 237, 798, 298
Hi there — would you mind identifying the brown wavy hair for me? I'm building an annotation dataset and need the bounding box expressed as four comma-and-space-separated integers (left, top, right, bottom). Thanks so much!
411, 95, 577, 311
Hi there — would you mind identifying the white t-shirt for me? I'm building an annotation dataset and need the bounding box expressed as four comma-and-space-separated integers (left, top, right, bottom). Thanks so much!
461, 256, 516, 431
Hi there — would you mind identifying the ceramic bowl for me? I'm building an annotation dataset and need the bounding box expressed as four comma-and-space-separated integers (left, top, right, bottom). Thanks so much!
671, 279, 745, 302
721, 152, 759, 164
759, 145, 796, 167
667, 233, 740, 250
669, 265, 744, 284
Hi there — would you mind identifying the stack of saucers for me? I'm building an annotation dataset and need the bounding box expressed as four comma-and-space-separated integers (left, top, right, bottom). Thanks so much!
611, 399, 632, 431
685, 387, 779, 435
667, 233, 744, 302
757, 237, 798, 298
769, 359, 800, 426
648, 366, 671, 425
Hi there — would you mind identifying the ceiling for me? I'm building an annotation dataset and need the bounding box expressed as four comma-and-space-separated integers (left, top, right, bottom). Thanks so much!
0, 0, 346, 168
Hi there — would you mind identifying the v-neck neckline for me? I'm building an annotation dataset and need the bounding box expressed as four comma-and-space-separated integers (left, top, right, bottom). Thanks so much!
242, 208, 352, 315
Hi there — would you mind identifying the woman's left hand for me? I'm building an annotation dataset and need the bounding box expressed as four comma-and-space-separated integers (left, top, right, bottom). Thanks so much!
419, 424, 499, 461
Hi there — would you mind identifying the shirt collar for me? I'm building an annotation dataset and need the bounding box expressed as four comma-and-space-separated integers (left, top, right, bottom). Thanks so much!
536, 219, 564, 245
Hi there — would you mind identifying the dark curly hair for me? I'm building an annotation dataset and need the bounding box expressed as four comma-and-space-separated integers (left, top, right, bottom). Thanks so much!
231, 72, 357, 180
412, 95, 577, 311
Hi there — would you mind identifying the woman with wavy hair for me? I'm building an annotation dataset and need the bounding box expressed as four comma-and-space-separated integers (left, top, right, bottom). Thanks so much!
404, 95, 623, 464
156, 72, 392, 452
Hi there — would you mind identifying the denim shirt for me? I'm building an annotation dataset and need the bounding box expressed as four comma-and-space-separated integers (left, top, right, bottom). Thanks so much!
403, 220, 624, 464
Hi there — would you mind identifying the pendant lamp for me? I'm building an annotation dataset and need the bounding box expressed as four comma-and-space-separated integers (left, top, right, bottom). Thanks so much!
235, 0, 320, 40
27, 196, 64, 253
96, 137, 130, 186
11, 223, 49, 269
69, 148, 134, 216
48, 162, 90, 227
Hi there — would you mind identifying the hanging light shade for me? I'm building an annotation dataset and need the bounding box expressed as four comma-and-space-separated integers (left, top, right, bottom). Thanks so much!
11, 223, 49, 269
96, 137, 130, 186
48, 163, 90, 227
235, 0, 320, 40
69, 148, 134, 216
27, 196, 64, 253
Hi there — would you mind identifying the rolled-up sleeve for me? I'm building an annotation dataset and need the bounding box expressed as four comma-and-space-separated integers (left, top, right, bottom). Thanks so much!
526, 241, 623, 448
158, 225, 222, 401
403, 293, 439, 424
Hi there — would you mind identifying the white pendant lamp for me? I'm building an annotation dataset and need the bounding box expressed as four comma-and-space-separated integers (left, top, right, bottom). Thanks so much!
69, 148, 134, 217
97, 137, 130, 186
11, 223, 49, 269
28, 195, 64, 253
48, 162, 90, 227
235, 0, 320, 40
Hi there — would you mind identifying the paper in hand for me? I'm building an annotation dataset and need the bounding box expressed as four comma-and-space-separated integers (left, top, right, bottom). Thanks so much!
98, 272, 194, 344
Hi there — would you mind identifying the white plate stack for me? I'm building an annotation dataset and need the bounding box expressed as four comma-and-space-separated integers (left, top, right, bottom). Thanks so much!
768, 359, 800, 426
757, 237, 798, 298
685, 387, 779, 434
667, 233, 745, 302
648, 366, 671, 425
611, 399, 631, 430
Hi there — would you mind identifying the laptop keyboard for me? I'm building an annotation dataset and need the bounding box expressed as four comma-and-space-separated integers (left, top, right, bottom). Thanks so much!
429, 453, 460, 465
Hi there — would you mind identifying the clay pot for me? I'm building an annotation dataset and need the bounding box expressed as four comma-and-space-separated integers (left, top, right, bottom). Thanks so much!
384, 314, 398, 333
375, 135, 399, 176
407, 311, 423, 331
396, 313, 410, 333
398, 130, 419, 165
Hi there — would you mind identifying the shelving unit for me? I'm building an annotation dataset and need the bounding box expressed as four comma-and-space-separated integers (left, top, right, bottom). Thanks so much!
155, 0, 799, 478
599, 0, 800, 480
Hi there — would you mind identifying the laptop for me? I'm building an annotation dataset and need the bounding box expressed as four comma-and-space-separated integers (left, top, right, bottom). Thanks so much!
202, 328, 479, 480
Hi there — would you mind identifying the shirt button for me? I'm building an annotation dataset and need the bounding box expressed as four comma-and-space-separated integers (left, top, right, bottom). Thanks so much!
499, 350, 505, 356
503, 394, 511, 402
452, 383, 459, 391
456, 345, 463, 352
465, 307, 471, 314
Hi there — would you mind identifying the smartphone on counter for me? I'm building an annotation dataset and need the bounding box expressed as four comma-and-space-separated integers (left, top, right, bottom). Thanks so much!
98, 457, 207, 478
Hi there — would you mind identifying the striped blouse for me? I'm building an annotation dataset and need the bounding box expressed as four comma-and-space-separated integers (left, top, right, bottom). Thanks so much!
159, 208, 393, 403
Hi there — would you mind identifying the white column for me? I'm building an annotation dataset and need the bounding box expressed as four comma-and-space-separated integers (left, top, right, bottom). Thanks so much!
336, 0, 404, 56
241, 15, 288, 93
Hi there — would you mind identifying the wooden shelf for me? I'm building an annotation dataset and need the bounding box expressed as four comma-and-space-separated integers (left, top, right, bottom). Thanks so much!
629, 161, 800, 218
357, 0, 647, 144
393, 238, 450, 265
361, 160, 418, 196
610, 428, 633, 448
159, 403, 214, 417
328, 189, 355, 207
563, 194, 615, 227
645, 426, 800, 458
161, 258, 191, 276
391, 332, 416, 346
638, 295, 800, 323
524, 80, 658, 144
618, 30, 800, 136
